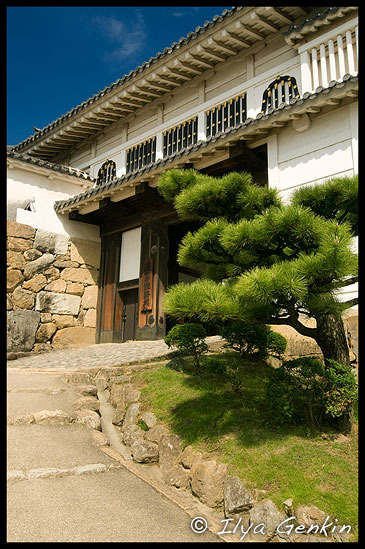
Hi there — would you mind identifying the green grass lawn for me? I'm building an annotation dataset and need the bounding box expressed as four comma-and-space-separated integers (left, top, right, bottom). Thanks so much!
131, 354, 358, 538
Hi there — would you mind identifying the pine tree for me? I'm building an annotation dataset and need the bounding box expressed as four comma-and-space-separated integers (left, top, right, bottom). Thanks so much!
158, 170, 358, 366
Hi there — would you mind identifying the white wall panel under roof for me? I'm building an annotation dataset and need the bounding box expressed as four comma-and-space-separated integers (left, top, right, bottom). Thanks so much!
119, 227, 142, 282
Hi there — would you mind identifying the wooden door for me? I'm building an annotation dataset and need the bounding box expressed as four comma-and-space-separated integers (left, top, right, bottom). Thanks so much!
120, 289, 138, 341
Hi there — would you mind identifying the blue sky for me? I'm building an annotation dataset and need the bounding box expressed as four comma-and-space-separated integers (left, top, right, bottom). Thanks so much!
7, 6, 232, 146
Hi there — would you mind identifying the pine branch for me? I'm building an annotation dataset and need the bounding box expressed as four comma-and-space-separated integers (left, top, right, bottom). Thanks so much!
335, 276, 358, 288
342, 298, 359, 308
286, 301, 317, 338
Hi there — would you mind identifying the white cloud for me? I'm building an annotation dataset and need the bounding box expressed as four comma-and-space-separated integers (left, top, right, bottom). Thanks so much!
92, 10, 147, 63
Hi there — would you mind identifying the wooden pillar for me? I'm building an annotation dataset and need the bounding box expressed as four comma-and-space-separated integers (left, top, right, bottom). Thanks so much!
96, 232, 123, 343
136, 219, 169, 340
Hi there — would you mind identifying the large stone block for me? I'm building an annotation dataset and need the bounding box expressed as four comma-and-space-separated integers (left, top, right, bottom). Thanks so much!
52, 326, 95, 349
7, 221, 36, 239
44, 279, 67, 293
22, 274, 48, 292
190, 459, 228, 508
74, 409, 101, 430
66, 283, 84, 296
60, 267, 98, 285
7, 237, 33, 252
23, 253, 55, 280
122, 425, 145, 447
11, 287, 35, 310
36, 291, 81, 315
270, 324, 322, 358
70, 238, 101, 269
7, 310, 40, 352
224, 476, 255, 517
24, 249, 42, 262
35, 322, 57, 343
131, 439, 159, 463
81, 285, 98, 309
158, 433, 184, 473
7, 251, 25, 270
122, 403, 140, 429
7, 269, 24, 292
249, 499, 286, 541
52, 314, 76, 329
84, 308, 96, 328
34, 229, 69, 255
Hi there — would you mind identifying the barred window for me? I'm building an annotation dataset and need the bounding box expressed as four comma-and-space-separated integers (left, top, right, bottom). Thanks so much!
126, 137, 156, 174
163, 117, 198, 157
261, 75, 300, 114
206, 93, 246, 138
96, 159, 116, 186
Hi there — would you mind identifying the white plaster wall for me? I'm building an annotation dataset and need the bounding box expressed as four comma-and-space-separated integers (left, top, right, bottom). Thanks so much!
7, 167, 100, 242
268, 104, 357, 202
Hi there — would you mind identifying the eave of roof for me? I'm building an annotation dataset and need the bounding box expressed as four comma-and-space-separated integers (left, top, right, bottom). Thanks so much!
7, 149, 95, 183
283, 6, 358, 47
11, 6, 313, 158
54, 74, 358, 214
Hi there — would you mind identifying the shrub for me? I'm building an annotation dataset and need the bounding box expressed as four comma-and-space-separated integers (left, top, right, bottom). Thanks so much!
266, 330, 287, 357
322, 360, 358, 424
266, 357, 357, 431
164, 323, 208, 374
221, 321, 287, 358
204, 354, 244, 394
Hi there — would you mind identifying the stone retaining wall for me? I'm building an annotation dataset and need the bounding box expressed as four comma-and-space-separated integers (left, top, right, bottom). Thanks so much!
61, 367, 352, 543
7, 221, 101, 355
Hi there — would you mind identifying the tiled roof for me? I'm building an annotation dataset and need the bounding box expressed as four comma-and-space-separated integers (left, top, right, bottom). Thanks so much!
283, 6, 358, 44
54, 74, 358, 213
283, 6, 341, 35
7, 149, 95, 183
12, 7, 240, 152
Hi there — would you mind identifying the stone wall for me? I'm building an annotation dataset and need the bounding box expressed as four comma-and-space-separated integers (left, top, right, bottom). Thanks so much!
7, 221, 101, 356
59, 367, 352, 543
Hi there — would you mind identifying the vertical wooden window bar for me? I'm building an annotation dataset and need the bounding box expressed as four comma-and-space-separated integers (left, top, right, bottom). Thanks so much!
206, 93, 247, 138
163, 117, 198, 157
126, 137, 156, 174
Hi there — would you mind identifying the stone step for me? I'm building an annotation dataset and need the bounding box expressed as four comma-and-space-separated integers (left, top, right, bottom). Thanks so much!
8, 463, 122, 483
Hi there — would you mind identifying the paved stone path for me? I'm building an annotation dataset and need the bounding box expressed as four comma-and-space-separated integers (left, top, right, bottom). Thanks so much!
7, 365, 221, 542
7, 340, 174, 370
8, 336, 222, 371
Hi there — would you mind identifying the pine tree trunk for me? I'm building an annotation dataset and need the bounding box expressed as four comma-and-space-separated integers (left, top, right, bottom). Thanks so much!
315, 314, 354, 433
315, 314, 350, 367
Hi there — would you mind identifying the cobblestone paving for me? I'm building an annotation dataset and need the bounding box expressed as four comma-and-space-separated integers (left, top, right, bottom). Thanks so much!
7, 341, 174, 371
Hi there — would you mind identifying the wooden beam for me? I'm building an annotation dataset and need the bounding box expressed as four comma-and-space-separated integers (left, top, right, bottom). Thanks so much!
251, 12, 279, 33
93, 108, 120, 121
196, 45, 225, 62
236, 21, 265, 40
135, 86, 161, 98
104, 101, 134, 113
150, 72, 180, 86
119, 91, 150, 104
207, 38, 238, 55
80, 116, 107, 128
141, 79, 171, 93
178, 61, 202, 75
221, 29, 251, 48
187, 53, 214, 69
163, 66, 191, 81
269, 7, 294, 25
